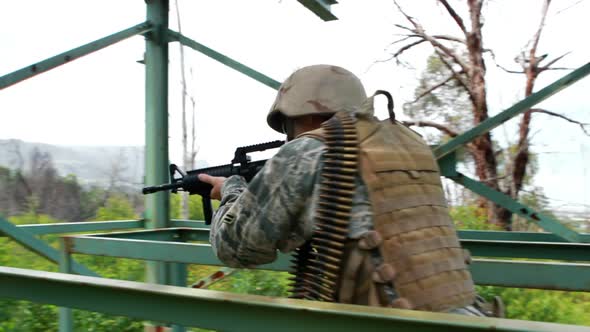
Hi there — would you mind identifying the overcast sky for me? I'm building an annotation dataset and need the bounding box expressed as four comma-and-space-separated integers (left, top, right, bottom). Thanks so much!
1, 0, 589, 214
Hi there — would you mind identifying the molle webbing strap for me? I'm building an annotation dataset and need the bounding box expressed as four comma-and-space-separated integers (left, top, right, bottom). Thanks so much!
394, 254, 468, 284
289, 112, 358, 302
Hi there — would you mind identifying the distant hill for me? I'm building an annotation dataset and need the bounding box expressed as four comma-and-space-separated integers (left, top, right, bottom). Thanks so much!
0, 139, 208, 189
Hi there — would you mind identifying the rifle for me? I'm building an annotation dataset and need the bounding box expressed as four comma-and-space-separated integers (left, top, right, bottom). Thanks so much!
142, 140, 284, 225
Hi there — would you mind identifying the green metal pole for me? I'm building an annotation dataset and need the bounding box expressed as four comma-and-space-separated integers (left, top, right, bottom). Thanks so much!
170, 261, 187, 332
145, 0, 171, 285
58, 240, 73, 332
145, 1, 183, 331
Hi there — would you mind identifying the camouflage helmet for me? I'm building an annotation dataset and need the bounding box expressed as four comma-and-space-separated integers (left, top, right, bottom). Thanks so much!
267, 65, 367, 133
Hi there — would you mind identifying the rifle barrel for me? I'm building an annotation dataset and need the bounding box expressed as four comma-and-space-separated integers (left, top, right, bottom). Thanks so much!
142, 182, 182, 194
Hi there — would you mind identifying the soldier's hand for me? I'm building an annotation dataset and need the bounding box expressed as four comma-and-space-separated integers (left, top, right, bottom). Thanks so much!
198, 174, 227, 200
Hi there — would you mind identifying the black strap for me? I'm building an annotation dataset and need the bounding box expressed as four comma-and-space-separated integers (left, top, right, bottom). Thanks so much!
374, 90, 395, 123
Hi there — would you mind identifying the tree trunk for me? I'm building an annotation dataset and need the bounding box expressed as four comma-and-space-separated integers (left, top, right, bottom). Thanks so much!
465, 0, 504, 228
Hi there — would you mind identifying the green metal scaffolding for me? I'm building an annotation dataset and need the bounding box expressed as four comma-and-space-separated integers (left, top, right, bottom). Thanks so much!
0, 1, 589, 331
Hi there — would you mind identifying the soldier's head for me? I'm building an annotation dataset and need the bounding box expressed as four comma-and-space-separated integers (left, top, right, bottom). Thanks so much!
267, 65, 367, 140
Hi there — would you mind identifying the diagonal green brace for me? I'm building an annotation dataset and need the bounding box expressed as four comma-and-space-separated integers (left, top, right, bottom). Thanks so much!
448, 173, 582, 243
298, 0, 339, 21
167, 30, 281, 90
434, 62, 590, 159
0, 217, 99, 277
0, 21, 153, 90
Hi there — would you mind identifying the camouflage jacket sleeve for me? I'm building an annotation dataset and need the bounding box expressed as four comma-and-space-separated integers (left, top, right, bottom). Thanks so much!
209, 137, 325, 268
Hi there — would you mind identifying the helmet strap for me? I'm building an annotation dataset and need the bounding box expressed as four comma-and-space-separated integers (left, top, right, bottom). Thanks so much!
282, 118, 296, 142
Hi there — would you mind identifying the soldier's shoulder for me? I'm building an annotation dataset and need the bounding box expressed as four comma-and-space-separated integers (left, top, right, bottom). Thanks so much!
278, 136, 325, 157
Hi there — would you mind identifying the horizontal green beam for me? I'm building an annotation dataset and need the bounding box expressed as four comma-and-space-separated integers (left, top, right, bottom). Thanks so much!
471, 259, 590, 292
2, 220, 144, 236
64, 235, 290, 271
83, 227, 590, 261
0, 22, 153, 89
90, 227, 209, 242
0, 266, 585, 332
92, 228, 180, 241
66, 234, 590, 291
434, 62, 590, 159
167, 30, 281, 90
213, 228, 588, 261
449, 173, 582, 243
171, 223, 590, 245
170, 219, 209, 229
459, 230, 590, 243
0, 217, 98, 277
461, 239, 590, 261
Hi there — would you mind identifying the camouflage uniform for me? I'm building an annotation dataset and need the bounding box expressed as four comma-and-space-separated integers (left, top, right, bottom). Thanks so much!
210, 136, 372, 268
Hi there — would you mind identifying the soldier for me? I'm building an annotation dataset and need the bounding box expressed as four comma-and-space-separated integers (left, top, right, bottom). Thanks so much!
199, 64, 499, 316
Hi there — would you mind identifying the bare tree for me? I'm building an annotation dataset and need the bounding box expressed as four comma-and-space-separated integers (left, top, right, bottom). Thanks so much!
390, 0, 588, 229
99, 148, 130, 207
174, 0, 199, 219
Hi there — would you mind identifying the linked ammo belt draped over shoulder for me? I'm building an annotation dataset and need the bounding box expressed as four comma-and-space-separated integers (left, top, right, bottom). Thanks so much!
288, 111, 358, 302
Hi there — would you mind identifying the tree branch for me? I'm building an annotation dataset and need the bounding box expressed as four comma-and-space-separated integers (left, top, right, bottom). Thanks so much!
393, 1, 471, 74
392, 39, 427, 58
542, 67, 576, 71
410, 74, 456, 103
432, 35, 466, 44
530, 108, 590, 136
434, 49, 474, 100
496, 64, 525, 74
402, 120, 477, 151
391, 33, 465, 45
402, 120, 459, 137
539, 52, 571, 71
486, 48, 525, 74
556, 0, 585, 15
438, 0, 468, 35
387, 35, 416, 47
529, 0, 551, 65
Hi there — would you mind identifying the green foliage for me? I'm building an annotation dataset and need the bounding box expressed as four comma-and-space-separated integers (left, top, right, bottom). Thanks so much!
170, 194, 182, 219
450, 205, 590, 326
73, 310, 144, 332
95, 195, 138, 221
450, 205, 501, 230
0, 200, 145, 330
227, 270, 291, 297
0, 302, 58, 332
9, 212, 61, 226
403, 53, 473, 144
170, 194, 218, 221
478, 286, 590, 326
79, 186, 108, 220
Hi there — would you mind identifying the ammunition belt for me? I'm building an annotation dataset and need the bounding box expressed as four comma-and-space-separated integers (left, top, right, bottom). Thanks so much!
289, 111, 358, 301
